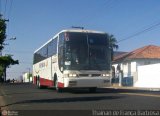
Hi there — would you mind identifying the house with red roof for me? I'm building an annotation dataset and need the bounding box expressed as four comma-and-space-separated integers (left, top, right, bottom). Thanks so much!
112, 45, 160, 88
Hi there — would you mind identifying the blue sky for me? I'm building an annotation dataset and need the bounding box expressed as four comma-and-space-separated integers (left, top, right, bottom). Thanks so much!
0, 0, 160, 80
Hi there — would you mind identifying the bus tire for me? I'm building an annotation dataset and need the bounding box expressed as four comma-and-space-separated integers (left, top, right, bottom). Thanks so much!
89, 87, 97, 93
55, 78, 62, 92
37, 79, 43, 89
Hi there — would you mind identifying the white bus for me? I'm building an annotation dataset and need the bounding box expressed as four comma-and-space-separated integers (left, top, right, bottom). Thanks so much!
33, 29, 112, 92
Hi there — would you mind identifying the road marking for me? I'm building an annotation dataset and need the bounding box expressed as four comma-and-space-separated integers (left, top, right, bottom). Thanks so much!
119, 93, 160, 98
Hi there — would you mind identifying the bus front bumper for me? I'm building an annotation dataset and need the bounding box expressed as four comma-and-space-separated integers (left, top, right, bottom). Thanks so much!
63, 77, 111, 88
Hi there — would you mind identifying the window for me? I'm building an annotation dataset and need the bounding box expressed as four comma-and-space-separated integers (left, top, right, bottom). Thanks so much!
53, 37, 58, 55
48, 40, 54, 57
41, 45, 48, 59
48, 37, 58, 56
59, 33, 64, 46
88, 33, 108, 46
58, 33, 64, 71
33, 37, 58, 64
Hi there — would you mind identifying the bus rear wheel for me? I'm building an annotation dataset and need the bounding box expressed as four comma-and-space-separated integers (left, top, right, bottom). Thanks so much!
37, 79, 44, 89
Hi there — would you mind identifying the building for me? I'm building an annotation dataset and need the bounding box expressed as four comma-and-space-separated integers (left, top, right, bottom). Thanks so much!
112, 45, 160, 88
22, 72, 32, 83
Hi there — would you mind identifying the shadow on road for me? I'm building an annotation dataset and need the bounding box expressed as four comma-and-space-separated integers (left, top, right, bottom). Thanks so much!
60, 88, 156, 94
0, 91, 52, 96
0, 95, 124, 108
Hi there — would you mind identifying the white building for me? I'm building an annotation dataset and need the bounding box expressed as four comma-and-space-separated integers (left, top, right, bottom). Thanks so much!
112, 45, 160, 88
23, 72, 32, 83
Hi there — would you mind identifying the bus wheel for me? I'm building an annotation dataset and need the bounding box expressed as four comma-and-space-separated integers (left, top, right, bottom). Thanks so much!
37, 79, 43, 89
55, 79, 62, 92
89, 87, 97, 93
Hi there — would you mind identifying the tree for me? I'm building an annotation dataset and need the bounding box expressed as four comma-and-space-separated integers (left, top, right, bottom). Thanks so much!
0, 19, 6, 50
0, 65, 3, 78
0, 55, 19, 81
109, 34, 119, 61
0, 17, 19, 82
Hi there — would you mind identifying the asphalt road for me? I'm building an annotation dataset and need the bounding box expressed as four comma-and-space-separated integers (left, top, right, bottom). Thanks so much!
0, 83, 160, 116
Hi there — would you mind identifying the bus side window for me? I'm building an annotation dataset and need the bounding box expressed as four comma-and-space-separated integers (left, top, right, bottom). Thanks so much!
58, 33, 65, 72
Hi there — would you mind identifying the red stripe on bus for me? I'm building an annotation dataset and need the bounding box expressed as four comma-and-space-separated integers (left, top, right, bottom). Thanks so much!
58, 82, 64, 88
40, 78, 53, 87
33, 76, 64, 88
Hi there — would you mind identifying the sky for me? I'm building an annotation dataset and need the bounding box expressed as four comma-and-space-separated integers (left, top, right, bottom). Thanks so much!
0, 0, 160, 80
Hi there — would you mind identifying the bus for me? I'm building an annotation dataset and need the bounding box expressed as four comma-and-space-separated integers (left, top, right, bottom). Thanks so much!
33, 29, 112, 92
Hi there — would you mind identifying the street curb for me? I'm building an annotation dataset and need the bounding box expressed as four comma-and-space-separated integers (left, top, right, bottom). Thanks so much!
106, 86, 160, 91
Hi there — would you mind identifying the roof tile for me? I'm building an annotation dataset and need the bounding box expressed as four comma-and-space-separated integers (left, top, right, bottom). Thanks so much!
113, 45, 160, 62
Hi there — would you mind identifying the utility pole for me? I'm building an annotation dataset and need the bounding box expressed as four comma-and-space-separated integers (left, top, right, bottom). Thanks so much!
0, 14, 9, 57
0, 14, 14, 82
0, 14, 3, 56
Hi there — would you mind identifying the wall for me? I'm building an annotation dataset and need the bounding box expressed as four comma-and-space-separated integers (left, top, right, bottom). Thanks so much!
113, 61, 136, 77
112, 59, 160, 87
136, 59, 160, 66
135, 63, 160, 88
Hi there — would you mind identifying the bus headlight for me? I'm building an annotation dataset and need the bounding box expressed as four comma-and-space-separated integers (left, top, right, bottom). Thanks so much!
68, 74, 77, 77
102, 74, 110, 77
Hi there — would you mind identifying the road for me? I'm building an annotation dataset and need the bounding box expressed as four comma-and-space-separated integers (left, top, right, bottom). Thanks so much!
0, 83, 160, 116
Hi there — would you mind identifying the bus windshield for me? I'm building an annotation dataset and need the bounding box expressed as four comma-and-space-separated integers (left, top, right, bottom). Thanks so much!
64, 32, 110, 70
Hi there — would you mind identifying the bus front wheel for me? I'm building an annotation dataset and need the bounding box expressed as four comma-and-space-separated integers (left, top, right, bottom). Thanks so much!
55, 79, 62, 92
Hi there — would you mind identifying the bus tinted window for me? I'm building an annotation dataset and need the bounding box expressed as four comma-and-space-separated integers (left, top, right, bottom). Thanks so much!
88, 33, 108, 45
34, 37, 58, 64
41, 45, 48, 59
63, 32, 110, 70
48, 38, 57, 57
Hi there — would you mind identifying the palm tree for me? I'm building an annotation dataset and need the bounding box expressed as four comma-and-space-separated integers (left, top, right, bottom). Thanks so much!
109, 34, 119, 61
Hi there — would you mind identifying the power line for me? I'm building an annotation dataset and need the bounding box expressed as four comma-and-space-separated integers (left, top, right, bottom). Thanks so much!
0, 0, 13, 19
7, 0, 13, 19
0, 0, 1, 14
4, 0, 8, 18
118, 21, 160, 43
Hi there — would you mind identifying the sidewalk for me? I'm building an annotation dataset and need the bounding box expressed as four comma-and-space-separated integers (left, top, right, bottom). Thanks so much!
107, 84, 160, 91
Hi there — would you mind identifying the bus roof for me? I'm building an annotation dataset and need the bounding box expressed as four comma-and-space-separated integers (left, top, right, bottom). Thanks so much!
61, 29, 106, 34
34, 29, 107, 53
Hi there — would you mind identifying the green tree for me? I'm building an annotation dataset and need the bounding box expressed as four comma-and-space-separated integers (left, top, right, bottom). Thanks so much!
0, 18, 19, 82
0, 55, 19, 81
0, 19, 6, 50
0, 65, 3, 78
109, 34, 119, 61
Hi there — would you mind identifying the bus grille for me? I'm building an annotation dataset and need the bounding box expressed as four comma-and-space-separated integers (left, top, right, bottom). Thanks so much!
79, 74, 101, 77
79, 74, 89, 77
92, 74, 101, 77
